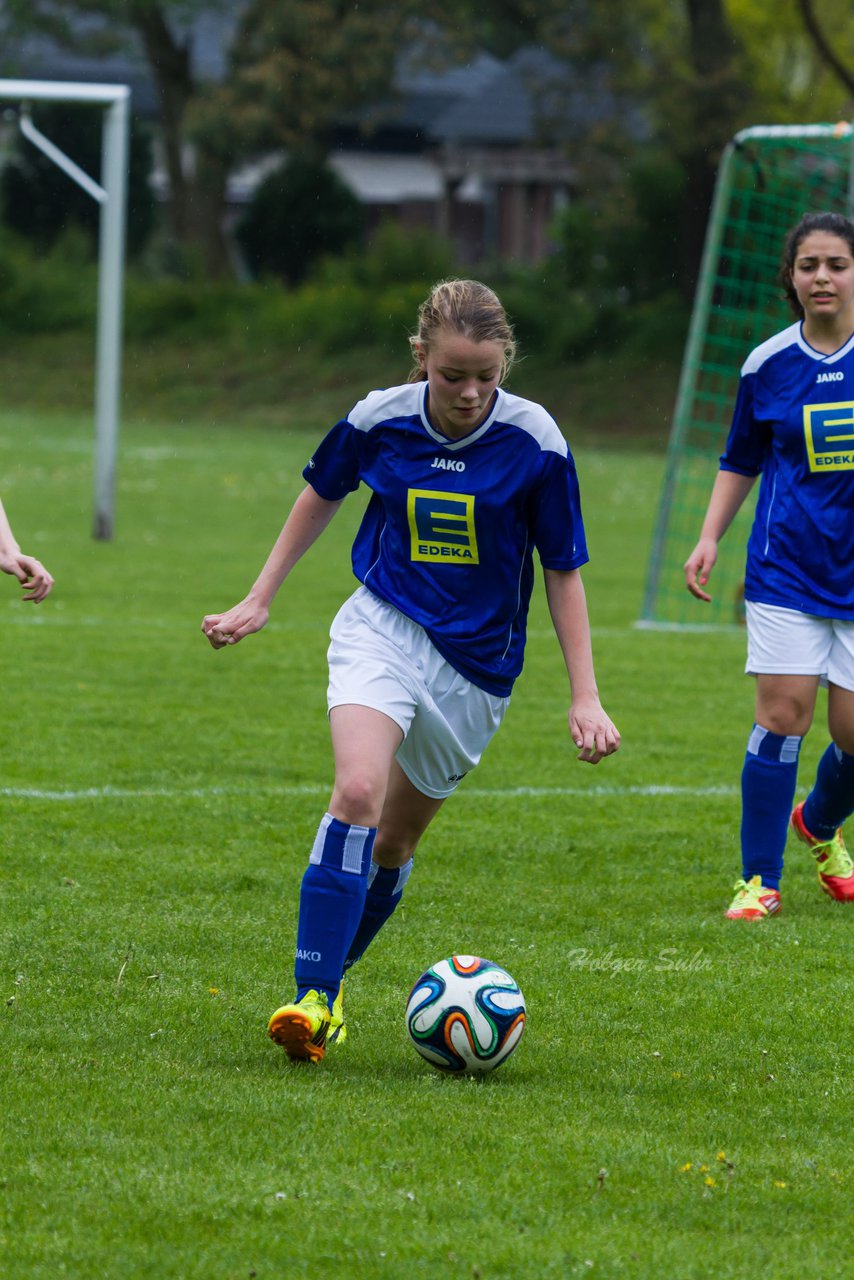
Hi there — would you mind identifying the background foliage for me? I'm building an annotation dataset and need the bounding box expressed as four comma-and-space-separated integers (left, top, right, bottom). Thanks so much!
234, 153, 365, 285
1, 0, 853, 289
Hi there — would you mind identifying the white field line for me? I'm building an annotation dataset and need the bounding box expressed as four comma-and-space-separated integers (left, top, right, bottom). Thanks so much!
0, 612, 745, 642
0, 782, 740, 802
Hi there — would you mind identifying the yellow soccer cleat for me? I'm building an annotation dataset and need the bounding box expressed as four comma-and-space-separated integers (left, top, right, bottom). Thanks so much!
725, 875, 781, 920
791, 802, 854, 902
328, 982, 347, 1047
267, 989, 331, 1063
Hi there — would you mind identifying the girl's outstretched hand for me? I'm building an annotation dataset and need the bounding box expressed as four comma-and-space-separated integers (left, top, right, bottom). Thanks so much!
0, 551, 53, 602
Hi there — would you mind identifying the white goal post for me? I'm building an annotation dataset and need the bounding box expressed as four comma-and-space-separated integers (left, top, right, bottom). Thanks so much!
0, 79, 129, 540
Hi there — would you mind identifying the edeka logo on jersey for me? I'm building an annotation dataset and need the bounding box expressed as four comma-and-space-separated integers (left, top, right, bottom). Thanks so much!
407, 488, 479, 564
803, 401, 854, 471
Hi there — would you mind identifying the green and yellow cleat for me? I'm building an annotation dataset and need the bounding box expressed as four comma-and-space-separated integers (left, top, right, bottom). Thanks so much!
791, 802, 854, 902
725, 875, 781, 920
267, 989, 331, 1063
328, 982, 347, 1047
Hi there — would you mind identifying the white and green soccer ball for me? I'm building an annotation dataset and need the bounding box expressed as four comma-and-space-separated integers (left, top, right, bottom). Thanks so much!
405, 955, 526, 1074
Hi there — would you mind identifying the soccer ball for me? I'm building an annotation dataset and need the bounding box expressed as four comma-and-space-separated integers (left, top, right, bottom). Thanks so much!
405, 955, 526, 1074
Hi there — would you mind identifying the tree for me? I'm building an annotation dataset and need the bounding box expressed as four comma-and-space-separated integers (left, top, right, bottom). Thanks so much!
795, 0, 854, 100
471, 0, 752, 299
727, 0, 854, 121
674, 0, 749, 294
0, 0, 418, 277
235, 154, 364, 284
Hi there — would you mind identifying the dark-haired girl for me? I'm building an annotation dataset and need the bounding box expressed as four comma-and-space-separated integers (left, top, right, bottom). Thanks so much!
685, 212, 854, 918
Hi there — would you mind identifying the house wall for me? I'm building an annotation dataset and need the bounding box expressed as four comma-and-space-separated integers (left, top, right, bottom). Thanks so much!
158, 143, 568, 269
334, 151, 568, 265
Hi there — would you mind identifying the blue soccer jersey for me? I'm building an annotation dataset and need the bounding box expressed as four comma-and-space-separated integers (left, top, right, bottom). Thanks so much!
721, 321, 854, 619
303, 381, 588, 695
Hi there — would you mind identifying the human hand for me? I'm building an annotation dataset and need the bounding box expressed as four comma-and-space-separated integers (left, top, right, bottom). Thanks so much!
568, 696, 621, 765
201, 597, 269, 649
684, 537, 718, 602
0, 552, 54, 602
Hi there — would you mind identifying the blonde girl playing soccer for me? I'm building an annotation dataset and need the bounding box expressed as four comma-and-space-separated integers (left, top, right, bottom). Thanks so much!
203, 280, 619, 1059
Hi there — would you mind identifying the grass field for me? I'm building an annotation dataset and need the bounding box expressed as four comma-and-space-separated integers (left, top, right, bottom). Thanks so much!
0, 330, 679, 450
2, 406, 852, 1280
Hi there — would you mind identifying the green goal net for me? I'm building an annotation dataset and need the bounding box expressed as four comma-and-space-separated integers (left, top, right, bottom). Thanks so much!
641, 123, 854, 628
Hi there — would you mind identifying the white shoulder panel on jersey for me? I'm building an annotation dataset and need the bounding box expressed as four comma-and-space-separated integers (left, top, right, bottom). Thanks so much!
496, 389, 568, 456
348, 382, 423, 432
818, 328, 854, 364
740, 322, 802, 376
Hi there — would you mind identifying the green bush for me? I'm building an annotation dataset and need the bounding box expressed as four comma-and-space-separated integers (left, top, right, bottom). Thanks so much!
235, 154, 365, 285
0, 229, 97, 334
124, 223, 451, 353
492, 264, 626, 361
260, 280, 423, 351
0, 206, 685, 376
121, 273, 426, 356
604, 154, 687, 301
617, 292, 691, 357
311, 219, 455, 291
123, 276, 262, 341
550, 152, 687, 305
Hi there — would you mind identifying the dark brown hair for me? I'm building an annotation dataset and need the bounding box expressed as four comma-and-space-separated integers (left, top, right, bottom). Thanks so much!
780, 212, 854, 317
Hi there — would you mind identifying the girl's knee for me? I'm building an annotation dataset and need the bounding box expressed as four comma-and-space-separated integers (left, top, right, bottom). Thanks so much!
330, 774, 385, 827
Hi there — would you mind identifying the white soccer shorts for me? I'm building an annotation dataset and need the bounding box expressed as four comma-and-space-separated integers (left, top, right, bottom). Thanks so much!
745, 601, 854, 692
327, 586, 509, 799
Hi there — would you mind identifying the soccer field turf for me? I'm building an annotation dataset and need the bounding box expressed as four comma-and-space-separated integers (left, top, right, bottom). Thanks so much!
2, 409, 851, 1279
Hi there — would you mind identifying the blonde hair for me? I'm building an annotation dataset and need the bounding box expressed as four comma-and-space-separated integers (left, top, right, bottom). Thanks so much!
408, 279, 517, 383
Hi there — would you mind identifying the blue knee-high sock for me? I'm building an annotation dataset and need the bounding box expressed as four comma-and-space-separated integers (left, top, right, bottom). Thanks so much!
740, 725, 802, 890
803, 743, 854, 840
294, 813, 375, 1007
343, 858, 413, 973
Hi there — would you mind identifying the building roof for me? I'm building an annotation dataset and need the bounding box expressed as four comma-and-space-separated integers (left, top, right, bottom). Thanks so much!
347, 43, 637, 152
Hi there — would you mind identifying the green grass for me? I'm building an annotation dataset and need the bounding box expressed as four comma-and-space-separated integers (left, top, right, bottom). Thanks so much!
0, 329, 679, 449
2, 407, 851, 1279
